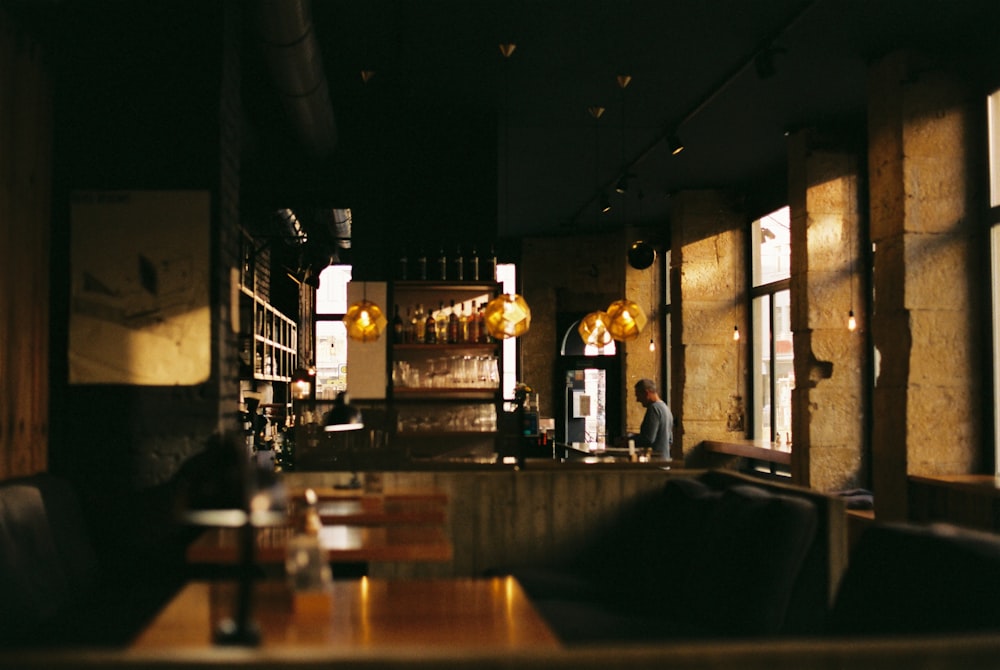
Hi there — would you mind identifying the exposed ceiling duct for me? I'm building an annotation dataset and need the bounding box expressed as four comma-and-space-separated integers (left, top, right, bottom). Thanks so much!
254, 0, 337, 159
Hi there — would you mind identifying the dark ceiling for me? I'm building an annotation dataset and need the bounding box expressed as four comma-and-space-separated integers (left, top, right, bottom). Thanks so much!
11, 0, 1000, 254
239, 0, 1000, 244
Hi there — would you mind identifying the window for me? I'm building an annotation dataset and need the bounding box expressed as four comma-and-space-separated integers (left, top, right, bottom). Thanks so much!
314, 265, 352, 399
988, 89, 1000, 474
496, 262, 518, 401
751, 206, 793, 447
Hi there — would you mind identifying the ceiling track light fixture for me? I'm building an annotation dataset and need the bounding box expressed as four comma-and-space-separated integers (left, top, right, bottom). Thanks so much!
616, 73, 633, 204
754, 44, 787, 80
589, 105, 607, 220
615, 172, 637, 195
666, 132, 685, 155
567, 3, 814, 228
499, 42, 517, 236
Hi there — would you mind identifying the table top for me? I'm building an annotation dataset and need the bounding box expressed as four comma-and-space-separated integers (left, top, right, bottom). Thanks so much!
130, 578, 561, 651
315, 497, 447, 525
186, 523, 453, 564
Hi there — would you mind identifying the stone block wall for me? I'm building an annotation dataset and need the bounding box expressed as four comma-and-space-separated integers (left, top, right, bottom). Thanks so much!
867, 51, 987, 520
787, 130, 868, 491
669, 191, 747, 459
520, 231, 627, 423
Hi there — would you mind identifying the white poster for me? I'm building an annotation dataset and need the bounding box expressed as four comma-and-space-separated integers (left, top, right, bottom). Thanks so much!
69, 190, 211, 385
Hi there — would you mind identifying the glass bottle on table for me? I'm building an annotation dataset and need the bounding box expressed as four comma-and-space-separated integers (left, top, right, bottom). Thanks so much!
286, 488, 332, 611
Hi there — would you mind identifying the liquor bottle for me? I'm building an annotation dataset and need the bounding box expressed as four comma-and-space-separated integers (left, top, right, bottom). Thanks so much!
477, 302, 491, 343
452, 245, 464, 281
466, 302, 479, 344
405, 305, 414, 343
457, 302, 469, 343
416, 248, 428, 280
397, 249, 408, 280
469, 245, 480, 281
413, 303, 426, 343
392, 304, 404, 343
486, 244, 497, 281
437, 246, 448, 280
447, 300, 459, 344
435, 301, 448, 343
424, 304, 437, 344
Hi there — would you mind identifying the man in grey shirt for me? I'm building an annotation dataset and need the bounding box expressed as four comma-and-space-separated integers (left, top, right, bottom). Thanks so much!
631, 378, 673, 460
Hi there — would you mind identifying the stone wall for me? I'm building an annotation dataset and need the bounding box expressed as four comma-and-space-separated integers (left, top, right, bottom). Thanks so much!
867, 51, 987, 519
787, 130, 868, 491
669, 191, 747, 460
520, 231, 627, 423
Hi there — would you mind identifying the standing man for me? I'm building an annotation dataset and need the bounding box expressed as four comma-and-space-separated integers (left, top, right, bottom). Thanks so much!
630, 378, 673, 461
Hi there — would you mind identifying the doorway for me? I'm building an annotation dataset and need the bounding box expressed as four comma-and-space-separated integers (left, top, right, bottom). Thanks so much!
555, 314, 621, 448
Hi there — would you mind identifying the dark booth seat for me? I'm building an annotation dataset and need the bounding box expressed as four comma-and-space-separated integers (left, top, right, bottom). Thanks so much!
829, 520, 1000, 636
0, 473, 188, 647
492, 473, 824, 643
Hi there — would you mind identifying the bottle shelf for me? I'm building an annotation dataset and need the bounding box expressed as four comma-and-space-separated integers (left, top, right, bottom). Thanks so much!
239, 285, 297, 382
392, 343, 498, 351
393, 387, 498, 400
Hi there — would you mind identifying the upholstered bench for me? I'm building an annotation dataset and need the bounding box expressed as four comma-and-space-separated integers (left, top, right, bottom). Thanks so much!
491, 472, 834, 643
0, 473, 188, 647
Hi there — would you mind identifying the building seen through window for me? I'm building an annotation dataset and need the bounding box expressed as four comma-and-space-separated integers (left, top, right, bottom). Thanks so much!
751, 206, 793, 448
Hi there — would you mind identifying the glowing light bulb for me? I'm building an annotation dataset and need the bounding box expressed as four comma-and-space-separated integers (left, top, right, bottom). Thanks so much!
847, 310, 857, 332
732, 325, 740, 341
648, 338, 656, 352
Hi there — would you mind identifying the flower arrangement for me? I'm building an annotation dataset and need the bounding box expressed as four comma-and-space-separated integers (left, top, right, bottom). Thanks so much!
513, 382, 534, 408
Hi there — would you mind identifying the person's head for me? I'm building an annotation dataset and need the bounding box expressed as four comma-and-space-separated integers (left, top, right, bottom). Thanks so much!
634, 378, 659, 406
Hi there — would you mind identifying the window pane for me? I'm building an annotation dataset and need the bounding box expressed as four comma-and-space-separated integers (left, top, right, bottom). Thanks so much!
497, 263, 518, 399
990, 90, 1000, 207
773, 288, 794, 445
752, 294, 772, 441
315, 320, 348, 399
993, 224, 1000, 476
316, 265, 352, 314
752, 206, 791, 286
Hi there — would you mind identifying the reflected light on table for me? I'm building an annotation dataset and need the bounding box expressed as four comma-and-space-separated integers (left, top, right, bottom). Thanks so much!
319, 524, 363, 550
359, 576, 371, 644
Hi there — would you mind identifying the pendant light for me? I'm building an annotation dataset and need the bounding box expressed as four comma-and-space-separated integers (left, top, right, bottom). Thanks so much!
483, 293, 531, 339
343, 282, 387, 342
578, 310, 612, 347
606, 298, 647, 341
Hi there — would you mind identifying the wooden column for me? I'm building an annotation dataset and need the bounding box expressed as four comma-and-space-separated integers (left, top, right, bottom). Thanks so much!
0, 11, 52, 479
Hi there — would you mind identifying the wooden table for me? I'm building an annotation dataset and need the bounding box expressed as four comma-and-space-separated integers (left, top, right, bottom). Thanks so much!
314, 497, 447, 525
186, 523, 453, 565
131, 578, 561, 650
